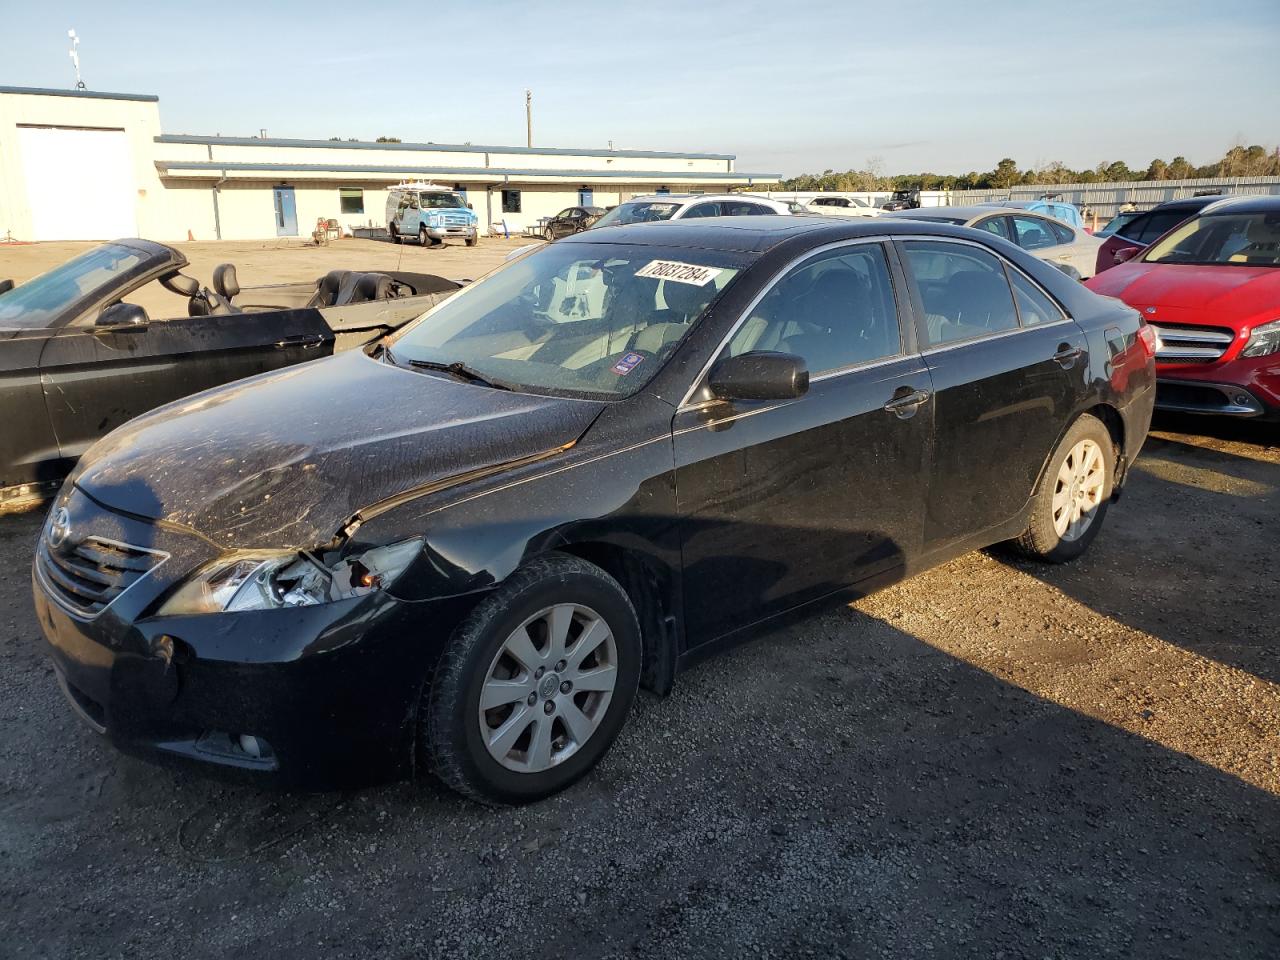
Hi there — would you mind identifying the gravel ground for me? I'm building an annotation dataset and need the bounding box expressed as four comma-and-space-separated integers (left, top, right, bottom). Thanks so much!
0, 414, 1277, 959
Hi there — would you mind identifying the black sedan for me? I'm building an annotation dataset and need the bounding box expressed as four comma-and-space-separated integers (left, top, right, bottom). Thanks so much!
0, 239, 460, 510
542, 206, 606, 240
32, 217, 1155, 804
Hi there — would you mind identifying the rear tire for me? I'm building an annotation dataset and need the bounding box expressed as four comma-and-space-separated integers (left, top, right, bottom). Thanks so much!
423, 554, 641, 805
543, 227, 554, 242
1013, 413, 1114, 563
388, 223, 401, 243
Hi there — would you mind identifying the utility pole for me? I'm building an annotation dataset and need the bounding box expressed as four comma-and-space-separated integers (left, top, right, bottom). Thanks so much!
68, 29, 85, 90
525, 89, 532, 148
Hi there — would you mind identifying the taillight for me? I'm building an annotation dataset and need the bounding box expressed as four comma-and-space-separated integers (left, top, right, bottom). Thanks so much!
1137, 322, 1158, 358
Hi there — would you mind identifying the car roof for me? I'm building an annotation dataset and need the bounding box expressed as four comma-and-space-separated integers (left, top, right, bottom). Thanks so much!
1151, 195, 1226, 212
881, 205, 1019, 221
1196, 195, 1280, 216
564, 214, 979, 253
620, 193, 778, 204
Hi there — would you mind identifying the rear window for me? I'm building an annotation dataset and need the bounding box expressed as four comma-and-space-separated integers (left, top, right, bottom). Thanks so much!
592, 201, 684, 228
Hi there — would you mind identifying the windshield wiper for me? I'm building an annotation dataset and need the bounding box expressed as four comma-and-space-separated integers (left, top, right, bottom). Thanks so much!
404, 358, 512, 390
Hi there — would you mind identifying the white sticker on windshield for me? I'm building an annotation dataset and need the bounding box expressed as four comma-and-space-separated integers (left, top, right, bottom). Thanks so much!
634, 260, 724, 287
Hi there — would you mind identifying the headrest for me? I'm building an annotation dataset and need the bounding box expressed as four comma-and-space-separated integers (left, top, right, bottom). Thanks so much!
317, 270, 351, 305
160, 272, 200, 297
355, 273, 393, 301
212, 263, 240, 299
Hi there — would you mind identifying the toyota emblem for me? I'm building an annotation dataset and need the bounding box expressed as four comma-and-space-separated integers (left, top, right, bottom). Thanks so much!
1144, 306, 1157, 315
48, 507, 72, 549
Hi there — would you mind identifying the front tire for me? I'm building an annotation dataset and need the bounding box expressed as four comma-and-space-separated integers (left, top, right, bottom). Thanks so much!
418, 225, 431, 247
423, 554, 641, 805
1013, 414, 1114, 563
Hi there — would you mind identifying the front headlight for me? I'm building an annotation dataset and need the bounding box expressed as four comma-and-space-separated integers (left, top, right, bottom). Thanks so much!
157, 539, 422, 616
1240, 318, 1280, 358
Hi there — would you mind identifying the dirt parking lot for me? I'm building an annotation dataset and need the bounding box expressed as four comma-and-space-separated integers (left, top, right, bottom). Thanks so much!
0, 240, 1277, 958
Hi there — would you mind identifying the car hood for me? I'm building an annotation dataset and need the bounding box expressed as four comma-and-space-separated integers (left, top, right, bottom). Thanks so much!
71, 351, 605, 549
1086, 263, 1280, 327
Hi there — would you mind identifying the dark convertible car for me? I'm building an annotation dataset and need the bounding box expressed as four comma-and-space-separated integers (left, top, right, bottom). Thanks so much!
32, 217, 1156, 804
0, 239, 460, 509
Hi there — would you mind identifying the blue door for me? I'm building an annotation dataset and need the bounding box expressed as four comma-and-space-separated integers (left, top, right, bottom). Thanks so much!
273, 187, 298, 236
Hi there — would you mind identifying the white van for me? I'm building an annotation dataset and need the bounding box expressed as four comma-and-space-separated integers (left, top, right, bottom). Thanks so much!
386, 183, 479, 247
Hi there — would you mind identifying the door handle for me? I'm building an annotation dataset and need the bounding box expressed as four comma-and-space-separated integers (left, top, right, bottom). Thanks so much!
275, 334, 325, 349
1053, 344, 1083, 367
883, 388, 931, 419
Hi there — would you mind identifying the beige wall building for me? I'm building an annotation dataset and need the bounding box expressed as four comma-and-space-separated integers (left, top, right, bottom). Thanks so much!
0, 86, 779, 243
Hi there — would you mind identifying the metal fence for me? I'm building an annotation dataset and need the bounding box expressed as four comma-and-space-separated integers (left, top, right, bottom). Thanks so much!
947, 177, 1280, 219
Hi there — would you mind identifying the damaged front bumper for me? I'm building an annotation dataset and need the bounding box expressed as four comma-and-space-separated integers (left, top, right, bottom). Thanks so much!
31, 488, 462, 790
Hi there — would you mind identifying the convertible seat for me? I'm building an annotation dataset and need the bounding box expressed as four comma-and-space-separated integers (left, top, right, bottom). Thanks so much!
310, 270, 352, 307
353, 273, 396, 302
212, 263, 240, 304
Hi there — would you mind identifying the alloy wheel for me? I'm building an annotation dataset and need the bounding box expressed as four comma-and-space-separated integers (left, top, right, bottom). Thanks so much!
1052, 438, 1106, 542
478, 603, 618, 773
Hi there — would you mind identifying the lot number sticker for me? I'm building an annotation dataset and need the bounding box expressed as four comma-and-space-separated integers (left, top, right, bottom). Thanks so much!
635, 260, 724, 286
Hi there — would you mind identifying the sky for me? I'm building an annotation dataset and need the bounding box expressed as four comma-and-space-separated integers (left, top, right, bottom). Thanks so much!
3, 0, 1278, 177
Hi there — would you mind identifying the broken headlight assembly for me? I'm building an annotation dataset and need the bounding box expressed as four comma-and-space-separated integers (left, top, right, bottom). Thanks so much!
156, 539, 422, 616
1240, 318, 1280, 358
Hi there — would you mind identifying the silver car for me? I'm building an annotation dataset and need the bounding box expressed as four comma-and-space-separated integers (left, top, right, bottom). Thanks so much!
882, 206, 1103, 279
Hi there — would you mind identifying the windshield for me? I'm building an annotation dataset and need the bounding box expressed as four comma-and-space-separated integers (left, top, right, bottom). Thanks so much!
0, 242, 147, 329
416, 192, 467, 209
591, 201, 684, 228
387, 242, 746, 399
1145, 212, 1280, 267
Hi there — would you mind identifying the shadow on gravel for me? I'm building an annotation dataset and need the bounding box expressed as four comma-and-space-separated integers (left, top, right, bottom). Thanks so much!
1001, 426, 1279, 685
3, 563, 1279, 958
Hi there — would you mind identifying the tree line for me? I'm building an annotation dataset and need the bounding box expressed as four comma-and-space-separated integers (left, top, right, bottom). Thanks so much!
781, 144, 1280, 193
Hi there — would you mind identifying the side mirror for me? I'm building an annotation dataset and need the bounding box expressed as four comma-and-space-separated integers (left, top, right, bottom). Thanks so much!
467, 203, 474, 210
1114, 246, 1139, 264
97, 302, 149, 328
707, 351, 809, 402
0, 279, 13, 295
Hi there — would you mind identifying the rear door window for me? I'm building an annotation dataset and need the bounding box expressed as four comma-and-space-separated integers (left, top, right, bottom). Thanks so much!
1011, 216, 1059, 250
1009, 271, 1064, 326
975, 216, 1011, 240
901, 241, 1019, 347
681, 202, 722, 219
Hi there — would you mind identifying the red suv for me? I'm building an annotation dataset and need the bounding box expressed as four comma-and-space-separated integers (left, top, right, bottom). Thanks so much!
1086, 196, 1280, 419
1094, 196, 1226, 276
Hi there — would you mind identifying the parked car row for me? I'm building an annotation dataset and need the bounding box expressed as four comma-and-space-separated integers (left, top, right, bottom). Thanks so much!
12, 180, 1271, 811
0, 240, 462, 510
1086, 195, 1280, 420
27, 215, 1155, 804
881, 206, 1104, 279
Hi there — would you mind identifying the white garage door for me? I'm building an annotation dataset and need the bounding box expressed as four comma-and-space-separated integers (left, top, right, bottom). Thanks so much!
17, 126, 137, 241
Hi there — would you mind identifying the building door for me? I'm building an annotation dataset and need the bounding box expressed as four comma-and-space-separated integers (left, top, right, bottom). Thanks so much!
273, 186, 298, 236
16, 126, 137, 240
